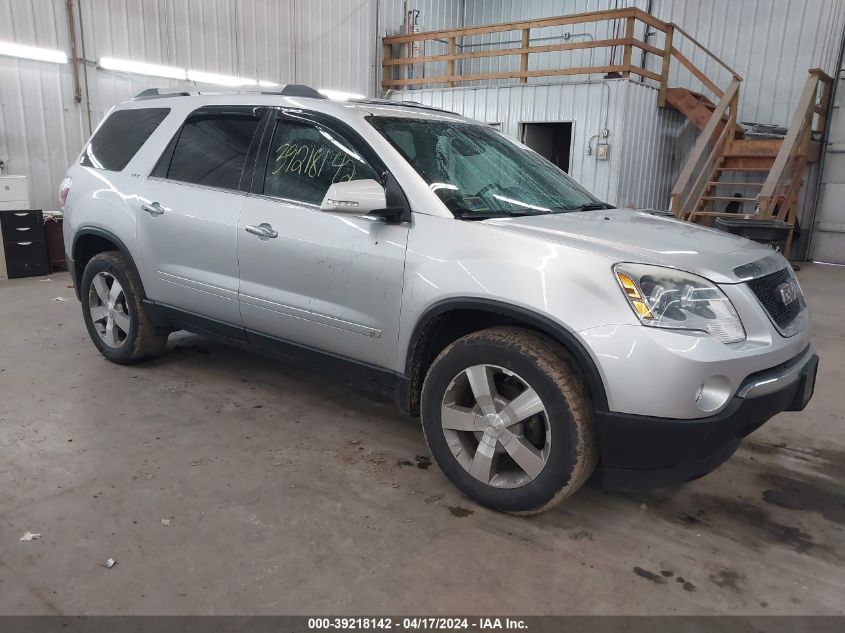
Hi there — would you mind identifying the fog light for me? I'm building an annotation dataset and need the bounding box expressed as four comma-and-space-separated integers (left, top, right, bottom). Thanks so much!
695, 376, 732, 412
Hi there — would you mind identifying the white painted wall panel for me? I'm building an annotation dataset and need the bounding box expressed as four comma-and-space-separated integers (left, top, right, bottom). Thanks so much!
0, 0, 393, 210
616, 81, 688, 210
296, 0, 376, 96
0, 0, 85, 211
651, 0, 845, 125
810, 66, 845, 263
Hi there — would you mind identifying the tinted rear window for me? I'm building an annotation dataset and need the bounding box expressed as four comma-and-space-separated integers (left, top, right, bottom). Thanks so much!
80, 108, 169, 171
166, 114, 261, 191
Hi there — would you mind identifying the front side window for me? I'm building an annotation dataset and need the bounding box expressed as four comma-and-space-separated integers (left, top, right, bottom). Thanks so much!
81, 108, 169, 171
166, 113, 261, 191
368, 117, 601, 218
262, 120, 380, 206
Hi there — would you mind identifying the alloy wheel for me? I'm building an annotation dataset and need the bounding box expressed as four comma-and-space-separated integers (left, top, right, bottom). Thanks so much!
88, 271, 131, 348
440, 364, 551, 488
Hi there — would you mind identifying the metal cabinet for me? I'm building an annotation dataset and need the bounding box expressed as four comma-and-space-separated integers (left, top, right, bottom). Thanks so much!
0, 210, 49, 279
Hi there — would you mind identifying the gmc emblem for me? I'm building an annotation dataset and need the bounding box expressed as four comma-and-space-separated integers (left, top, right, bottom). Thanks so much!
777, 278, 802, 306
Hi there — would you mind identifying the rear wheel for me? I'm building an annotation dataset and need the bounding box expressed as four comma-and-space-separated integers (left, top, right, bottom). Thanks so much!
420, 326, 597, 514
80, 251, 168, 364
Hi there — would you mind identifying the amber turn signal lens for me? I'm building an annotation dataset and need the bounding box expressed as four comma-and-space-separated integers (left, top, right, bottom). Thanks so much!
615, 270, 652, 319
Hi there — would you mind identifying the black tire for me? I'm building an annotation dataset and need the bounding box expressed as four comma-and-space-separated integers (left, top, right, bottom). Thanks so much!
420, 326, 597, 514
80, 251, 168, 364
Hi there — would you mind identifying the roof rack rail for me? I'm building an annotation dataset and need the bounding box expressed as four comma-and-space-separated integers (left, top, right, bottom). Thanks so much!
261, 84, 325, 99
354, 98, 456, 115
134, 88, 199, 100
133, 84, 326, 100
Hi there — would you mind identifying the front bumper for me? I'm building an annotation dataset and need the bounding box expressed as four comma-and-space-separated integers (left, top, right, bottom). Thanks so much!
595, 346, 818, 491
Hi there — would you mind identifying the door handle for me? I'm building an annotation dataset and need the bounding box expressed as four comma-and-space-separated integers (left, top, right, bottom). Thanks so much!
245, 223, 278, 239
141, 201, 165, 216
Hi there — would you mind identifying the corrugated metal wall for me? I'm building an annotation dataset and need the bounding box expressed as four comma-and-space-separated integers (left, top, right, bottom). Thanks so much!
615, 81, 688, 209
809, 65, 845, 263
0, 1, 85, 213
0, 0, 416, 210
2, 0, 844, 212
416, 0, 845, 125
651, 0, 845, 125
391, 79, 686, 208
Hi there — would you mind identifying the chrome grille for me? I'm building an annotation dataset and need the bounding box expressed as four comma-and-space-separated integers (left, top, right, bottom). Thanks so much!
746, 268, 802, 330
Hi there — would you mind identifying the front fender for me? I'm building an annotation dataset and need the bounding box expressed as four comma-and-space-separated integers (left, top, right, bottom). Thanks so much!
399, 214, 633, 409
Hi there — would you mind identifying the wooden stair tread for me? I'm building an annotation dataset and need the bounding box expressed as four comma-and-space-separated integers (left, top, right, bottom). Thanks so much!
664, 87, 728, 132
725, 139, 781, 157
720, 158, 776, 169
715, 167, 771, 172
700, 196, 758, 202
665, 87, 716, 107
724, 154, 776, 159
690, 212, 786, 220
707, 181, 764, 187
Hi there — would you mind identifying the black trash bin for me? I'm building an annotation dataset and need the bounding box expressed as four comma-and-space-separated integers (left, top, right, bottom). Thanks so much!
714, 217, 792, 253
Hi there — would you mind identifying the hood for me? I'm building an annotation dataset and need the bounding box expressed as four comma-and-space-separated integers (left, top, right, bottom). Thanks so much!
483, 209, 781, 284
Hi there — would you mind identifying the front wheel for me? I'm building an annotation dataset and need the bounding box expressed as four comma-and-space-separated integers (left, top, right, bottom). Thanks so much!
420, 327, 597, 514
80, 251, 168, 364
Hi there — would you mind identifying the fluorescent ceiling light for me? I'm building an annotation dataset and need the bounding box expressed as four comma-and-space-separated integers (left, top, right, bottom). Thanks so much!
187, 70, 257, 87
258, 80, 280, 88
318, 88, 366, 100
99, 57, 186, 80
0, 41, 67, 64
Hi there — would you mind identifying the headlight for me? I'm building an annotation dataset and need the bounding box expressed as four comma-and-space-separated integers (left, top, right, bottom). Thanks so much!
613, 263, 746, 344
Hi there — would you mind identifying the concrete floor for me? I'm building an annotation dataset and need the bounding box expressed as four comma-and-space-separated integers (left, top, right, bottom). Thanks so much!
1, 264, 843, 615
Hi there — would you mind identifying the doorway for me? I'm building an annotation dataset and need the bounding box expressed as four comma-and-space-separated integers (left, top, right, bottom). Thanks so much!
520, 122, 573, 173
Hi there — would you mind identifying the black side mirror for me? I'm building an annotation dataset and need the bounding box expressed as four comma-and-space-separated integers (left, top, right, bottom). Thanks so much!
370, 206, 408, 222
370, 172, 411, 223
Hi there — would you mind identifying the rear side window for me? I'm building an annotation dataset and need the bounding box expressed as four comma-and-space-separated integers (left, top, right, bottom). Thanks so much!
80, 108, 169, 171
166, 114, 261, 191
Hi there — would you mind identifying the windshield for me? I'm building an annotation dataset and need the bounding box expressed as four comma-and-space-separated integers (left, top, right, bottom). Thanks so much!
368, 116, 604, 218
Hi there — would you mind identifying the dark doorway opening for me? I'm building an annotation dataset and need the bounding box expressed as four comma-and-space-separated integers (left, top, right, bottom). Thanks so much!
520, 122, 573, 173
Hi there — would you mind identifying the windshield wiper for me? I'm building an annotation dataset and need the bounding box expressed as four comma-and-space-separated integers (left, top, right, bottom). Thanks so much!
569, 202, 616, 211
451, 207, 533, 220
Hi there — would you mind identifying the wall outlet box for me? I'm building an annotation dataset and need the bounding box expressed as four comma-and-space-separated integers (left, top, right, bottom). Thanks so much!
596, 142, 610, 161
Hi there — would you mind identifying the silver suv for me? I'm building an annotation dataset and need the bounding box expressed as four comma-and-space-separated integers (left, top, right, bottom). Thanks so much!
61, 85, 817, 514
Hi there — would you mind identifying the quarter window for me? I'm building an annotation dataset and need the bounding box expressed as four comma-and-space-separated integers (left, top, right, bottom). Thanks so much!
80, 108, 169, 171
262, 120, 380, 206
166, 113, 261, 191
